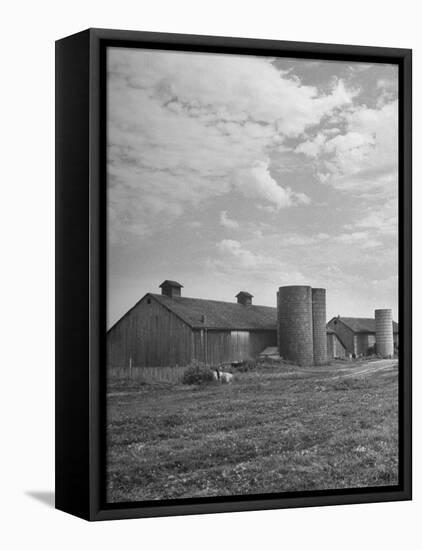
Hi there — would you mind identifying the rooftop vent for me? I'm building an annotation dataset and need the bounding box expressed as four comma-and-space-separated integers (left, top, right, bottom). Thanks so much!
159, 280, 183, 298
236, 291, 253, 306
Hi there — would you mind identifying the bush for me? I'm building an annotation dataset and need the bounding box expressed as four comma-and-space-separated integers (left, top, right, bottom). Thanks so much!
182, 361, 215, 385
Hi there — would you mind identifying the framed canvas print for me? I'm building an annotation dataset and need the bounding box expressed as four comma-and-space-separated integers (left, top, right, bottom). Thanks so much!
55, 28, 412, 521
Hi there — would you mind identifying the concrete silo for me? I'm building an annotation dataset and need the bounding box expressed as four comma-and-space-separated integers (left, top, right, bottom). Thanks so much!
278, 285, 314, 366
312, 288, 327, 365
375, 309, 394, 358
276, 290, 280, 351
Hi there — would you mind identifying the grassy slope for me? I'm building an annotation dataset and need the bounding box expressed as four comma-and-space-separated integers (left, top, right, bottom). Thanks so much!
106, 360, 398, 503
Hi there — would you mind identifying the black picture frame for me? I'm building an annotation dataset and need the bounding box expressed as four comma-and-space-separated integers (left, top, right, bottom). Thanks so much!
55, 28, 412, 521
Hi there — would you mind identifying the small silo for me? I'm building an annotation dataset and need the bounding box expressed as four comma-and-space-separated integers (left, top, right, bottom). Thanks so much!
375, 309, 394, 358
312, 288, 327, 365
278, 285, 314, 366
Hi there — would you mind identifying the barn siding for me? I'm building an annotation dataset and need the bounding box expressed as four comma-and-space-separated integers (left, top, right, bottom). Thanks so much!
193, 330, 231, 365
107, 296, 193, 368
192, 329, 277, 365
249, 331, 277, 358
327, 333, 346, 359
327, 319, 354, 355
354, 334, 374, 355
230, 331, 250, 361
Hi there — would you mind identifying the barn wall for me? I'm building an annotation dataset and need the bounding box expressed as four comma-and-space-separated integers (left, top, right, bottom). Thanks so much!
327, 319, 354, 355
354, 334, 374, 355
249, 331, 277, 358
107, 296, 193, 368
327, 333, 346, 359
193, 329, 277, 366
193, 330, 231, 365
230, 331, 250, 361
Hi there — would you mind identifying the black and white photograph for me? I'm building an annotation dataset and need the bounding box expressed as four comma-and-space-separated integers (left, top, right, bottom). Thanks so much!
2, 0, 420, 543
105, 45, 401, 504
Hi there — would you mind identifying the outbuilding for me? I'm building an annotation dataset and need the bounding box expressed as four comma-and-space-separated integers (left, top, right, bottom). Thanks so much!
326, 316, 399, 357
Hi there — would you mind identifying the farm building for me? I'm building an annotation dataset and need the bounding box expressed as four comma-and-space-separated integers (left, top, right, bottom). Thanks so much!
107, 281, 360, 369
107, 281, 278, 368
327, 316, 399, 357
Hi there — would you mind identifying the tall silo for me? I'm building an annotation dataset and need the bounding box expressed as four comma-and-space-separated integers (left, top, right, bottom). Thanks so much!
312, 288, 327, 365
276, 290, 280, 351
375, 309, 394, 358
278, 285, 314, 366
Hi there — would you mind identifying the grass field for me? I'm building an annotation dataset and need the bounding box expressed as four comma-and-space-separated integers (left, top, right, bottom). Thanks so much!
106, 358, 399, 503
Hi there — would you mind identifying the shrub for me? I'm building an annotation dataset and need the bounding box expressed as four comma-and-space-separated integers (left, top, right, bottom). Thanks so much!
182, 361, 215, 385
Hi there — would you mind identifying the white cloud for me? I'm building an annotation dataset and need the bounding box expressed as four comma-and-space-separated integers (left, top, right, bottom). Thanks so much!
220, 211, 239, 229
354, 210, 397, 237
108, 48, 355, 239
185, 220, 203, 229
112, 50, 354, 134
217, 239, 267, 269
295, 133, 327, 158
296, 99, 398, 198
233, 160, 310, 210
280, 232, 330, 246
344, 198, 398, 244
334, 231, 381, 249
211, 239, 308, 297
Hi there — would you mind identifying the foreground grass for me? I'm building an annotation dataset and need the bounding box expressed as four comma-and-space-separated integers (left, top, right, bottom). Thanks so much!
106, 360, 398, 502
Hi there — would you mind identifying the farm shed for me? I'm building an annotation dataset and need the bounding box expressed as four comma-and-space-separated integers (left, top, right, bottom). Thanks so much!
107, 281, 277, 369
326, 316, 399, 357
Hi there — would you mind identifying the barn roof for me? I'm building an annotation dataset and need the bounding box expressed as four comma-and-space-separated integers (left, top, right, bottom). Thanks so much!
333, 317, 399, 333
150, 293, 277, 330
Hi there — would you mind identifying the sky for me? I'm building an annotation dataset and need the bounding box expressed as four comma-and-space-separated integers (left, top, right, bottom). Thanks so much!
107, 47, 398, 329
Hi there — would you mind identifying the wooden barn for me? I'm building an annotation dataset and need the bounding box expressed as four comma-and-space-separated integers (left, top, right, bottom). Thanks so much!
107, 281, 278, 369
326, 316, 399, 357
